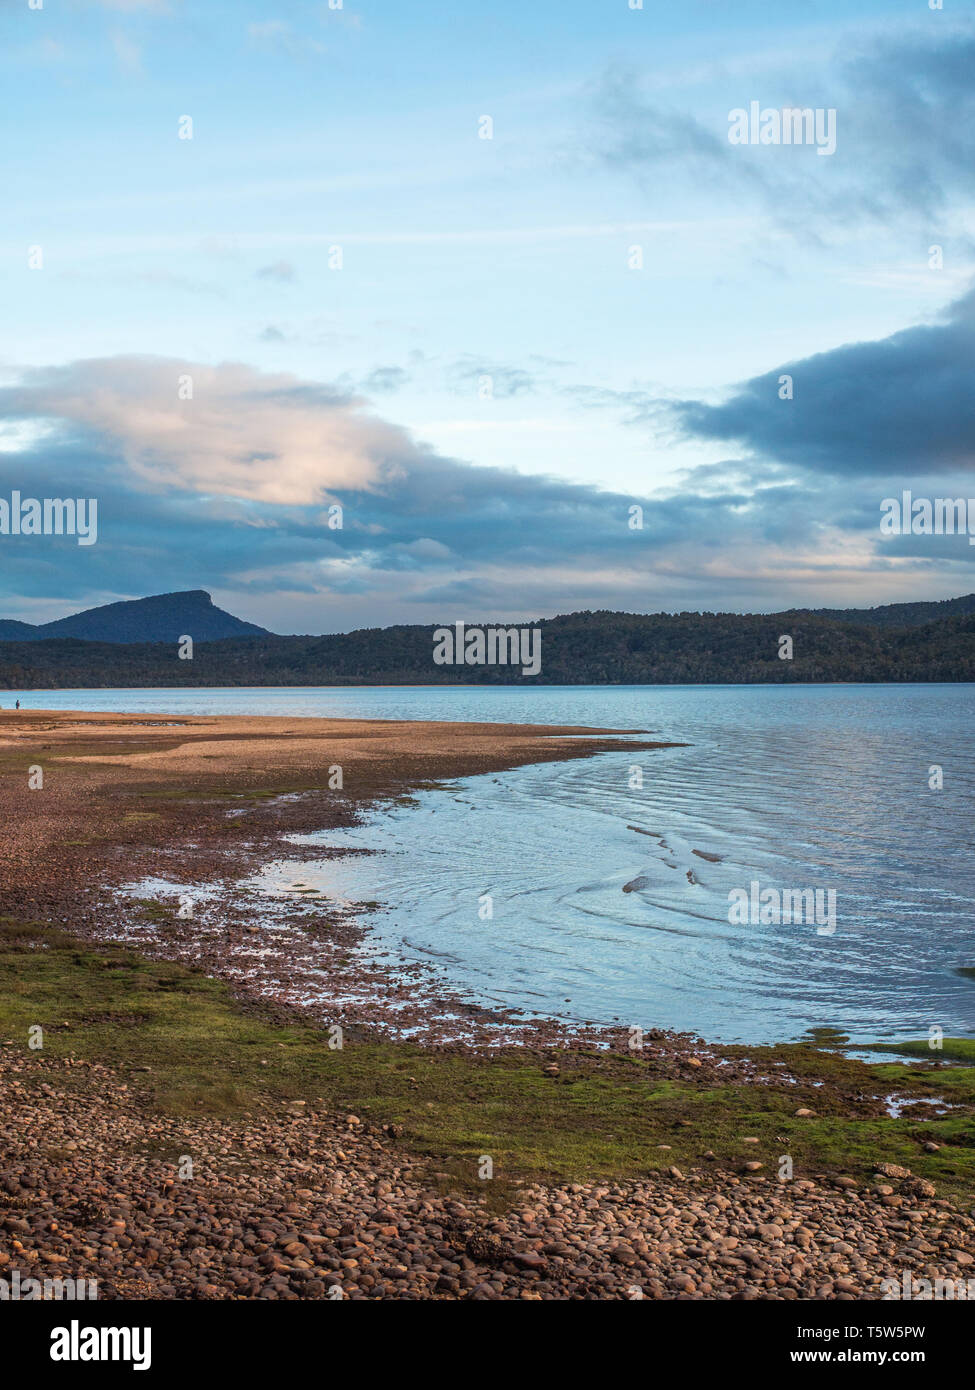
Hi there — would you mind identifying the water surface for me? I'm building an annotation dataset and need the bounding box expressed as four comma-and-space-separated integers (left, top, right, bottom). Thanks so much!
7, 683, 974, 1044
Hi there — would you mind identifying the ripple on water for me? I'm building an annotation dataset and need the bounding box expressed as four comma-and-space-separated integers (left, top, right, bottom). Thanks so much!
16, 682, 975, 1046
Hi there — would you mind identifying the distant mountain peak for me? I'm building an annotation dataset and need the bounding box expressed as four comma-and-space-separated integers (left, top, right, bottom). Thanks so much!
0, 590, 270, 645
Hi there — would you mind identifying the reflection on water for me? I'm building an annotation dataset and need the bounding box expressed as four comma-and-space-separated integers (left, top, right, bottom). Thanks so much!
8, 682, 975, 1043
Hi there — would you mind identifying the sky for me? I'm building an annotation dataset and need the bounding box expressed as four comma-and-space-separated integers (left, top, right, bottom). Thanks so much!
1, 0, 973, 633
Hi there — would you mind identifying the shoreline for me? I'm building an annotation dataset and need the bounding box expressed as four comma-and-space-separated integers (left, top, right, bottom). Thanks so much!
0, 708, 685, 1050
2, 709, 974, 1300
5, 679, 974, 695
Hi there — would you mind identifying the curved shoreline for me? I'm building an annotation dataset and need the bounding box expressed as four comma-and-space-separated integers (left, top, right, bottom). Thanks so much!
0, 708, 684, 1049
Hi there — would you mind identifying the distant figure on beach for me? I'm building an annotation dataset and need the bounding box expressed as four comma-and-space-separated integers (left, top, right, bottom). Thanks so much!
15, 700, 20, 709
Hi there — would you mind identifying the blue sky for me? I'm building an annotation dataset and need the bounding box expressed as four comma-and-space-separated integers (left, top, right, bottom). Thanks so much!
1, 0, 973, 632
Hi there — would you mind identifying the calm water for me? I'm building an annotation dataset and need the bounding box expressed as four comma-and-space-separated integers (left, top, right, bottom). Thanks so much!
7, 683, 975, 1044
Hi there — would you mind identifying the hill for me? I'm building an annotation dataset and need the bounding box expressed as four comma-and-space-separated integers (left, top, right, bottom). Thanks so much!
1, 603, 975, 687
783, 593, 975, 628
0, 591, 268, 645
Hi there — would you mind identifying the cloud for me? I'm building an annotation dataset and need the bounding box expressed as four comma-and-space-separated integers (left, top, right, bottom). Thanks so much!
589, 24, 975, 233
670, 284, 975, 478
95, 0, 171, 11
246, 20, 327, 58
0, 355, 789, 610
255, 260, 296, 283
1, 339, 972, 626
449, 358, 539, 399
0, 357, 413, 505
109, 29, 143, 75
132, 270, 225, 297
361, 366, 410, 394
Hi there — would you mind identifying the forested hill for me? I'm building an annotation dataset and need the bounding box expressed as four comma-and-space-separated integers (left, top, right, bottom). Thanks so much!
783, 593, 975, 629
2, 605, 975, 688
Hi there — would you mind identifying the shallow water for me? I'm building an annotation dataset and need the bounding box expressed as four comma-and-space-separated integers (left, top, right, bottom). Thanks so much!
9, 682, 975, 1044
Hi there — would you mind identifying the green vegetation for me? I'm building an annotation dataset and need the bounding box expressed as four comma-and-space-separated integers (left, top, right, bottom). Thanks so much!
868, 1038, 975, 1064
2, 918, 974, 1200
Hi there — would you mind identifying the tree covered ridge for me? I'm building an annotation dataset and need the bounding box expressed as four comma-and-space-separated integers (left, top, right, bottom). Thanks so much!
2, 605, 975, 688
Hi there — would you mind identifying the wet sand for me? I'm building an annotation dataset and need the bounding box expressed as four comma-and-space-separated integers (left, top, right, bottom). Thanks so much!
0, 708, 674, 895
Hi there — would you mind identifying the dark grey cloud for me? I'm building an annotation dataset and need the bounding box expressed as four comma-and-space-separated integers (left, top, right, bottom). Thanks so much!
671, 284, 975, 478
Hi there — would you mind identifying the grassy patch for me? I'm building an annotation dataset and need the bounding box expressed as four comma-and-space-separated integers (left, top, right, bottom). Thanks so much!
1, 926, 974, 1200
867, 1038, 975, 1064
131, 898, 177, 918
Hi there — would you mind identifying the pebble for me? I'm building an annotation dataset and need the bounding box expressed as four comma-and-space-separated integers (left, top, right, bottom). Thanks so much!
3, 1051, 973, 1302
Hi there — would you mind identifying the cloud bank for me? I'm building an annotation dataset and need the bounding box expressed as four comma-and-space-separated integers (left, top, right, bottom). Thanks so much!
2, 277, 975, 628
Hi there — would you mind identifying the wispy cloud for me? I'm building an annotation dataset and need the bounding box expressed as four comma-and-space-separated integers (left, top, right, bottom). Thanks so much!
588, 23, 975, 235
109, 30, 143, 75
95, 0, 172, 12
246, 20, 327, 58
255, 260, 297, 283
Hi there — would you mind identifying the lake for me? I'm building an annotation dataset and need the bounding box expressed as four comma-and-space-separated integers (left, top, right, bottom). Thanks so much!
5, 683, 974, 1045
